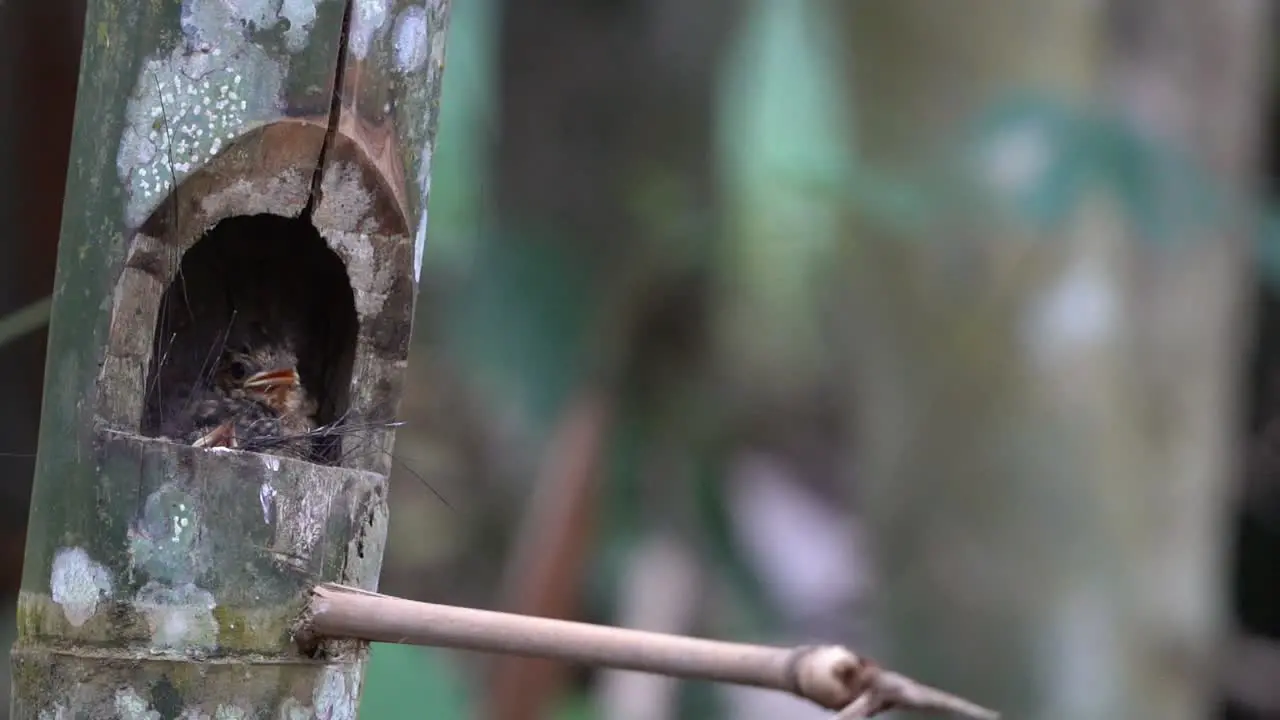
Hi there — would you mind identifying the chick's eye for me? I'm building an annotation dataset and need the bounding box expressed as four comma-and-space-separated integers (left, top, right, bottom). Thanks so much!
228, 361, 248, 381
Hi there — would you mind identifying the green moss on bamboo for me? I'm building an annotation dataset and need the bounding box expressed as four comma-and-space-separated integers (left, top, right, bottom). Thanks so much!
17, 590, 308, 657
211, 602, 306, 653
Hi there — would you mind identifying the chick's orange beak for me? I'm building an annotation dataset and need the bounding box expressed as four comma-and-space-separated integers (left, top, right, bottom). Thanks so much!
243, 368, 300, 391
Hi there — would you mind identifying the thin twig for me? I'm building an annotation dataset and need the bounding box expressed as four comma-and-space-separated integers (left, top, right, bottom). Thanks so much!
301, 583, 999, 719
0, 295, 51, 350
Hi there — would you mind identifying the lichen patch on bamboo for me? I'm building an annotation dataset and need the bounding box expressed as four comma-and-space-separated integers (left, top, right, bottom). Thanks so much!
117, 0, 289, 228
133, 581, 219, 652
315, 162, 378, 233
314, 665, 361, 719
219, 0, 277, 31
37, 704, 67, 720
260, 481, 279, 523
280, 0, 321, 53
215, 705, 249, 720
392, 7, 429, 73
350, 0, 393, 60
273, 472, 341, 561
278, 698, 311, 719
49, 547, 113, 628
128, 484, 205, 584
114, 688, 160, 720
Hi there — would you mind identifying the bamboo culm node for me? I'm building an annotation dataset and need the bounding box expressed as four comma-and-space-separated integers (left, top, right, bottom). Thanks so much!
300, 583, 999, 720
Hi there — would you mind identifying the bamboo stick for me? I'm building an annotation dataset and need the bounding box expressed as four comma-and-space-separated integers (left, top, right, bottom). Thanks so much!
302, 583, 999, 719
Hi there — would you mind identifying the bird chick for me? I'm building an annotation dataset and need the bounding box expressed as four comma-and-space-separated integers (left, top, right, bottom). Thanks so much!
190, 343, 319, 459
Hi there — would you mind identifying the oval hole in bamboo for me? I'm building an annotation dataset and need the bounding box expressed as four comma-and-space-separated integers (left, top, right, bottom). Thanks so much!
97, 120, 417, 476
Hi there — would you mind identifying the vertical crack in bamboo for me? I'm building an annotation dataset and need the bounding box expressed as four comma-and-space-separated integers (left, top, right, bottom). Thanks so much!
305, 0, 355, 218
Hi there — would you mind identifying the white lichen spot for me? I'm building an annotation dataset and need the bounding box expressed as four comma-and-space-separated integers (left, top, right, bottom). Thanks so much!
278, 698, 312, 720
274, 480, 336, 561
350, 0, 392, 59
216, 706, 248, 720
314, 667, 358, 720
392, 6, 429, 73
115, 688, 161, 720
280, 0, 319, 52
133, 581, 219, 651
260, 481, 278, 524
128, 484, 203, 584
39, 703, 68, 720
354, 286, 388, 319
50, 546, 113, 627
118, 0, 286, 227
341, 234, 390, 313
178, 709, 211, 720
223, 0, 276, 30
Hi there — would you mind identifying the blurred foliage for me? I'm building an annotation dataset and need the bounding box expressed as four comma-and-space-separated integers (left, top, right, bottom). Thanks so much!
964, 95, 1222, 244
715, 0, 850, 399
790, 91, 1234, 253
550, 693, 597, 720
416, 0, 495, 275
359, 644, 473, 719
397, 0, 1278, 698
450, 228, 597, 429
385, 0, 864, 712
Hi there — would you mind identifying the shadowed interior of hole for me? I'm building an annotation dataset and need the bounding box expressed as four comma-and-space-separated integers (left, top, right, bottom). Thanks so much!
139, 213, 358, 466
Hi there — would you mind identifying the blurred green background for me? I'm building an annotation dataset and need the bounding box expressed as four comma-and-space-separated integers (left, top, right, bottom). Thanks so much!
362, 1, 861, 717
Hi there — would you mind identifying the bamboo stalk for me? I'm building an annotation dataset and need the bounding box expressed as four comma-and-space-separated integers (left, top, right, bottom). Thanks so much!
302, 583, 999, 719
10, 0, 454, 714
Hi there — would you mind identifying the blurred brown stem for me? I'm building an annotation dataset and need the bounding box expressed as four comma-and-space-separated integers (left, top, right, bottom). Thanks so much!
487, 389, 611, 719
303, 583, 998, 719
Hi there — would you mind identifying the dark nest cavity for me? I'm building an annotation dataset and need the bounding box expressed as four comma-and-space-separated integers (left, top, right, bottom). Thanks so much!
140, 213, 358, 466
